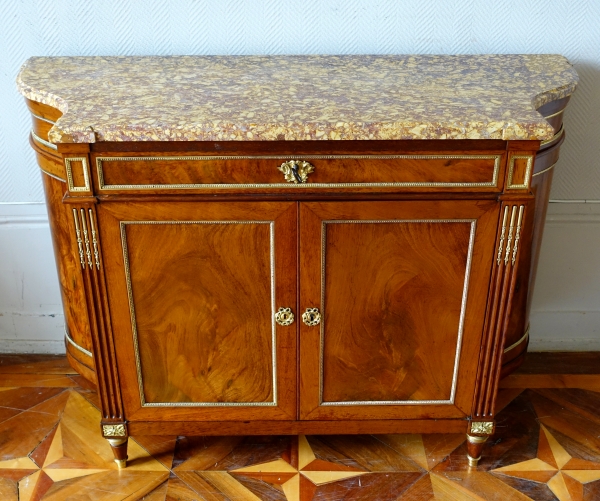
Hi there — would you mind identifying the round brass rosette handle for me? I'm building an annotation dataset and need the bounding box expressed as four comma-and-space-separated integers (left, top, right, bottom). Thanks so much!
275, 307, 295, 326
278, 160, 315, 184
302, 308, 321, 326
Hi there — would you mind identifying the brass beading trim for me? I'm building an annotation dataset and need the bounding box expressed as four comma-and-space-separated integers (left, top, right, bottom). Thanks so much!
31, 130, 58, 151
96, 154, 502, 190
65, 326, 93, 358
319, 218, 476, 407
503, 325, 530, 354
507, 155, 533, 190
65, 157, 91, 192
120, 220, 278, 408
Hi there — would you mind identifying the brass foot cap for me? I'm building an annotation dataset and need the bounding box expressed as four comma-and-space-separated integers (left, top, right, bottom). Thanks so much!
467, 454, 481, 468
115, 459, 127, 469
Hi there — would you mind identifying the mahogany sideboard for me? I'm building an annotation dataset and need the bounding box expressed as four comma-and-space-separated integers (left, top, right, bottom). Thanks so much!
17, 55, 578, 468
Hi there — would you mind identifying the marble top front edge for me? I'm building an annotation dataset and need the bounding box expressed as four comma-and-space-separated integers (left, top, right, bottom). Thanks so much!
16, 55, 578, 143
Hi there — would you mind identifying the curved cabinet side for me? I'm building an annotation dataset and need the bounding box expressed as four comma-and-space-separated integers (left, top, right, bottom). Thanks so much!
501, 96, 571, 376
27, 99, 97, 384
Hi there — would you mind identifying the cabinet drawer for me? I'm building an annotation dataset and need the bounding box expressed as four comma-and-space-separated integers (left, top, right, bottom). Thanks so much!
94, 153, 504, 193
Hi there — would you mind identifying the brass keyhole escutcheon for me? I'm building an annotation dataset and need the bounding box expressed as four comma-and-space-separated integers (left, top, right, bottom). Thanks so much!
278, 160, 315, 184
275, 307, 295, 326
302, 308, 321, 326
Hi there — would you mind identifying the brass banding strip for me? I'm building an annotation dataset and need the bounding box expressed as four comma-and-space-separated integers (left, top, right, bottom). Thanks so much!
120, 220, 277, 408
467, 435, 489, 444
319, 218, 476, 407
31, 130, 58, 150
39, 167, 66, 182
532, 162, 558, 178
503, 325, 530, 354
543, 108, 565, 120
65, 327, 93, 358
31, 113, 56, 125
540, 126, 564, 147
96, 154, 502, 190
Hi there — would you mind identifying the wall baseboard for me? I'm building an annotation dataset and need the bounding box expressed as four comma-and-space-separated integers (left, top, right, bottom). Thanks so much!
528, 201, 600, 352
0, 204, 65, 354
0, 339, 65, 354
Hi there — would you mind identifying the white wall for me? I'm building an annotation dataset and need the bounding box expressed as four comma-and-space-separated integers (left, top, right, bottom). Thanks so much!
0, 0, 599, 352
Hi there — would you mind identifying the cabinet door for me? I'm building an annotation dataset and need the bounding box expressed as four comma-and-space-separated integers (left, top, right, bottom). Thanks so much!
97, 201, 297, 422
299, 200, 499, 420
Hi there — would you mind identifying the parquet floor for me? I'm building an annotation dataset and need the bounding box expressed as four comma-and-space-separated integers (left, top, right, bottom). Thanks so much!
0, 355, 599, 500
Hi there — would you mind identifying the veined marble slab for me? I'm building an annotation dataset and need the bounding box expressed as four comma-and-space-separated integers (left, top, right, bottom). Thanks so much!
17, 55, 578, 143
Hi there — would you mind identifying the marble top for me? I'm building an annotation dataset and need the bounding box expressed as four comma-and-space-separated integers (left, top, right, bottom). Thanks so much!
17, 55, 578, 143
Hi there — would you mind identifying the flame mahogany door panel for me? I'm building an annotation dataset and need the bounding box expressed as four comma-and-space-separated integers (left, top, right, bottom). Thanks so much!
299, 200, 499, 420
97, 201, 297, 422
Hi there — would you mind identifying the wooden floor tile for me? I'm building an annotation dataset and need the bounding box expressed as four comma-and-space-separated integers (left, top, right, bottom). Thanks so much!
500, 373, 600, 390
140, 481, 168, 500
133, 436, 178, 470
0, 476, 19, 501
533, 388, 600, 427
163, 477, 202, 500
0, 355, 76, 374
0, 374, 78, 388
0, 408, 63, 461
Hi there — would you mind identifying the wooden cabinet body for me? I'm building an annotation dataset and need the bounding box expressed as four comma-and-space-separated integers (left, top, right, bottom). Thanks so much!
27, 127, 540, 457
18, 54, 577, 466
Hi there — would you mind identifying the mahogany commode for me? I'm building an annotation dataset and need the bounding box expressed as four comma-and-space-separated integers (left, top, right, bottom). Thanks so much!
17, 54, 578, 468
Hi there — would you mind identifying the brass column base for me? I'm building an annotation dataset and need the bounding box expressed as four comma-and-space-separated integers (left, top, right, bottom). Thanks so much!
106, 437, 129, 469
466, 434, 489, 468
467, 453, 482, 467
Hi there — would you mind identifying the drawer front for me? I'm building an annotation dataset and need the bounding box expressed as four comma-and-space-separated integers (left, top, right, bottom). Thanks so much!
94, 154, 504, 193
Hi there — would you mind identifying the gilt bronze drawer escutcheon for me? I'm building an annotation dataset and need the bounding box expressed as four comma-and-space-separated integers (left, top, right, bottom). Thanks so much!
302, 308, 321, 326
278, 160, 315, 184
275, 307, 295, 326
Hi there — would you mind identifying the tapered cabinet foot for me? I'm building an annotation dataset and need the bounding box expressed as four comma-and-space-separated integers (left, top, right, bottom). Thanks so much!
466, 434, 489, 467
106, 437, 128, 468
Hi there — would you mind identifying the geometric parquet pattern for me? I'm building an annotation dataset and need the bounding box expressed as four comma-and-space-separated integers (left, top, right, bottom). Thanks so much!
1, 357, 600, 500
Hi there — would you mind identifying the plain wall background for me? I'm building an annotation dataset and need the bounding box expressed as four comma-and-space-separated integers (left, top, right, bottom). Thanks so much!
1, 0, 599, 353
